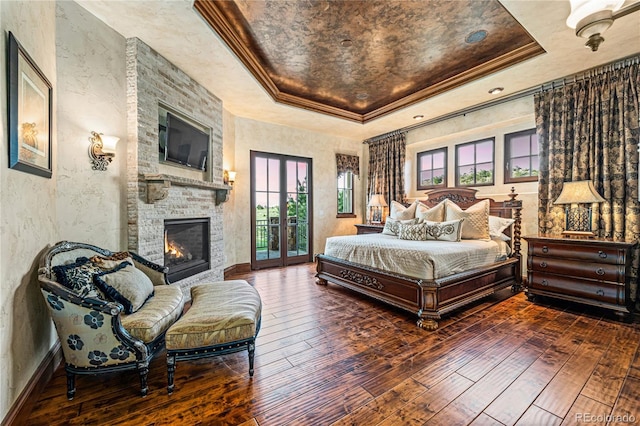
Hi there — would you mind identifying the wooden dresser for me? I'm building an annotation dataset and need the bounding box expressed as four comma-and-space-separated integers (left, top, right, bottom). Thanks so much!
524, 235, 637, 319
354, 224, 384, 234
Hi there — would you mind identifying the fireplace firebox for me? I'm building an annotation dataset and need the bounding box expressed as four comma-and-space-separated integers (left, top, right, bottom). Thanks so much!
164, 218, 210, 282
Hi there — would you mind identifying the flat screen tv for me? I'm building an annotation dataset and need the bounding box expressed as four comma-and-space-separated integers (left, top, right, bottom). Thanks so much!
161, 112, 209, 171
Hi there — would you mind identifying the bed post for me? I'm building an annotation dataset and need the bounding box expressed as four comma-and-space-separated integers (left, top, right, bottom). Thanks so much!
506, 187, 523, 291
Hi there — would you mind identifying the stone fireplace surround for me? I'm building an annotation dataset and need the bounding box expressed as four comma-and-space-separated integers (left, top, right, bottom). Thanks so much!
126, 37, 228, 294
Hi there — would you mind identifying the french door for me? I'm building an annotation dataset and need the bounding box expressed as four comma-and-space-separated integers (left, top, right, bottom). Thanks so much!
251, 151, 313, 269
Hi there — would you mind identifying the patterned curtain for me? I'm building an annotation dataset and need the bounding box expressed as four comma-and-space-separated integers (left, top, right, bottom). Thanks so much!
366, 131, 406, 204
336, 154, 359, 178
535, 57, 640, 307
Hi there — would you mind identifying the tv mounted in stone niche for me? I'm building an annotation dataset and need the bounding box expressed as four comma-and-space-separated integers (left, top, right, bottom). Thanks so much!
158, 106, 211, 171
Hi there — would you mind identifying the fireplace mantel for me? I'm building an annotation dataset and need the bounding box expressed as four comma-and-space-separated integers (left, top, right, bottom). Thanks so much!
141, 173, 231, 205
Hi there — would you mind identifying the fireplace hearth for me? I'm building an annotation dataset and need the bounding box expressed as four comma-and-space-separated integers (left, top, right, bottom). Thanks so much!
164, 218, 210, 283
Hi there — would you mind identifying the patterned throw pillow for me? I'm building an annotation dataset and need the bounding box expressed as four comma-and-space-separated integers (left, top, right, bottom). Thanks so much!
52, 258, 104, 299
445, 199, 490, 240
416, 200, 446, 222
423, 219, 464, 242
382, 217, 418, 236
390, 200, 418, 220
93, 261, 154, 314
397, 223, 427, 241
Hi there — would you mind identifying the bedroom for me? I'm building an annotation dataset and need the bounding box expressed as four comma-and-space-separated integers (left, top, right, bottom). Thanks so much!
1, 0, 639, 424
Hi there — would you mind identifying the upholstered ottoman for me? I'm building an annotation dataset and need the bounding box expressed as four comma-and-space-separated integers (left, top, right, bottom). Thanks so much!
165, 280, 262, 394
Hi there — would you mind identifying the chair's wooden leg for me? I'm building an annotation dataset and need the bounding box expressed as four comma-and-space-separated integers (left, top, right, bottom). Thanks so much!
137, 360, 149, 397
248, 341, 256, 377
167, 354, 176, 394
66, 371, 76, 400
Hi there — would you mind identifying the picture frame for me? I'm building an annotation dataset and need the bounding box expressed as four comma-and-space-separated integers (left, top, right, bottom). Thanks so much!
7, 32, 52, 178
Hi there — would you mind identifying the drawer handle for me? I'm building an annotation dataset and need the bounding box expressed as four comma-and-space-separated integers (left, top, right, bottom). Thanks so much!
542, 246, 549, 254
596, 289, 605, 296
598, 250, 607, 259
596, 267, 605, 276
541, 279, 549, 286
539, 261, 547, 268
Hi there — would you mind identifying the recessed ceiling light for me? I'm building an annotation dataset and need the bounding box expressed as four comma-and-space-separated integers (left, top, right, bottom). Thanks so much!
488, 87, 504, 95
340, 39, 353, 47
413, 115, 424, 120
356, 92, 369, 100
465, 30, 488, 44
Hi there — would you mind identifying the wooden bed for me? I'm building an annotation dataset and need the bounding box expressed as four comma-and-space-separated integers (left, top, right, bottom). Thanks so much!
315, 188, 523, 330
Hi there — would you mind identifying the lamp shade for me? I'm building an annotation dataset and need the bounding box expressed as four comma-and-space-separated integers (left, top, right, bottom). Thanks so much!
368, 194, 388, 207
554, 180, 605, 205
100, 135, 120, 154
566, 0, 624, 29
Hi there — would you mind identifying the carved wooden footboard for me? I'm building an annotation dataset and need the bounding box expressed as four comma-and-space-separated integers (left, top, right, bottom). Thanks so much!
315, 188, 522, 330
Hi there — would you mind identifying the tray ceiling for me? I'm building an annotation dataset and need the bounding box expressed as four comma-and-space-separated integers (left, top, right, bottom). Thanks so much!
195, 0, 545, 123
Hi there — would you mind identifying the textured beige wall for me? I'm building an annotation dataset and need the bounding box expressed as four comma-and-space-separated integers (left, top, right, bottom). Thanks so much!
56, 2, 128, 248
0, 1, 128, 420
232, 118, 363, 265
0, 1, 58, 419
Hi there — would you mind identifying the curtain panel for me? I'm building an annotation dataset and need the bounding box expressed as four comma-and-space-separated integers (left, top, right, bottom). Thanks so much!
534, 57, 640, 306
366, 131, 406, 204
336, 154, 359, 178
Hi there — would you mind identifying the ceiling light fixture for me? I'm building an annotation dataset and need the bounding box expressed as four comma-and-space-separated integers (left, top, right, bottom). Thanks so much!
566, 0, 640, 51
356, 93, 369, 100
413, 115, 424, 120
340, 39, 353, 47
488, 87, 504, 95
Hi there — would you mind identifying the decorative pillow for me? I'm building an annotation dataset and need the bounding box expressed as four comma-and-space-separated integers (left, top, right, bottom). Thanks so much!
489, 215, 515, 240
93, 261, 154, 314
445, 199, 490, 240
90, 254, 133, 270
382, 217, 419, 236
397, 223, 427, 241
52, 258, 104, 299
416, 200, 446, 222
424, 219, 465, 242
390, 200, 418, 220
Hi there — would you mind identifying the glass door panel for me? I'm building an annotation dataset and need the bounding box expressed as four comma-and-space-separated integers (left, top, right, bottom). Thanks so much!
251, 152, 312, 269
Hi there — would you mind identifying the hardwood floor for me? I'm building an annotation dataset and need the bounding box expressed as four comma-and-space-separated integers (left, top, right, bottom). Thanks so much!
25, 264, 640, 425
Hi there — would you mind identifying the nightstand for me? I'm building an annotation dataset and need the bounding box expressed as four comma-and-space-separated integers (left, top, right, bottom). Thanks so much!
355, 224, 384, 234
524, 235, 637, 320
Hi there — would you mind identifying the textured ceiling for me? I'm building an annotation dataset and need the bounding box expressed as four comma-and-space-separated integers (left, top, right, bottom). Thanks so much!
194, 0, 545, 123
76, 0, 640, 140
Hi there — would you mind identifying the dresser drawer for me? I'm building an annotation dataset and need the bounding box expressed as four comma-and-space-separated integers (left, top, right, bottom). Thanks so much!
529, 272, 624, 305
528, 241, 627, 265
528, 256, 626, 282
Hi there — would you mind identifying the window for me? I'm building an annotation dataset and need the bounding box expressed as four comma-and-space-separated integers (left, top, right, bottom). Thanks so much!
337, 171, 355, 217
505, 129, 539, 183
455, 138, 494, 186
417, 148, 447, 190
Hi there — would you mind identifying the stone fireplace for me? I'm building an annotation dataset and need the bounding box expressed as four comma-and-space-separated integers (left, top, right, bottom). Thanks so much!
164, 218, 211, 283
125, 37, 228, 293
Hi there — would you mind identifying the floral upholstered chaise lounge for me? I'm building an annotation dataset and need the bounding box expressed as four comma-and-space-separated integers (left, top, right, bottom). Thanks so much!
38, 241, 186, 399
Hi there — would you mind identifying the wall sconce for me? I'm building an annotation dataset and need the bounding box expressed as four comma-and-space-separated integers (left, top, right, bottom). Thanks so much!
566, 0, 640, 51
89, 131, 119, 171
554, 180, 605, 238
368, 194, 388, 224
224, 170, 236, 188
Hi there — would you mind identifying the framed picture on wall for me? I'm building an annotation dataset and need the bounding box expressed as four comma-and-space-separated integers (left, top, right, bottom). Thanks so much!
7, 32, 53, 178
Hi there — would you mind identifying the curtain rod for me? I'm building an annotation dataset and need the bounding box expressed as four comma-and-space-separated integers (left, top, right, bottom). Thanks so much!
362, 53, 640, 144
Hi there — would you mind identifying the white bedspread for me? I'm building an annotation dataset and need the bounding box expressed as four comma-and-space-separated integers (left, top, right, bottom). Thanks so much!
323, 234, 511, 280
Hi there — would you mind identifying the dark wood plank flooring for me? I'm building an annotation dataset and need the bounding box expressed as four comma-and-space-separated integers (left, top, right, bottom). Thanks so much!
25, 264, 640, 425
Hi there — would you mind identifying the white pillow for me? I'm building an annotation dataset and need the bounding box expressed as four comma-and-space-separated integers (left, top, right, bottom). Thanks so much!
390, 200, 418, 220
416, 200, 446, 222
489, 215, 515, 241
445, 199, 490, 240
423, 219, 465, 242
397, 222, 427, 241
